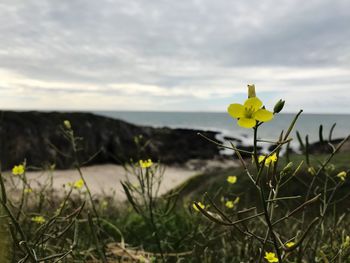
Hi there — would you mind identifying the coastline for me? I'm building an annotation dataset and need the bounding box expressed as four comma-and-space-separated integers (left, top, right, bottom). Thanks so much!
4, 159, 239, 199
0, 111, 221, 170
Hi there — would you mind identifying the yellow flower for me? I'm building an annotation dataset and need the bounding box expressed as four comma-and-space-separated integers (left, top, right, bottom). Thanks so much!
286, 241, 295, 248
139, 159, 153, 168
258, 155, 266, 163
228, 96, 274, 128
225, 200, 234, 209
264, 252, 278, 262
63, 120, 71, 129
24, 188, 32, 194
73, 179, 84, 189
12, 164, 25, 175
32, 216, 46, 224
227, 175, 237, 184
336, 171, 347, 181
225, 196, 240, 209
258, 153, 278, 167
193, 202, 205, 212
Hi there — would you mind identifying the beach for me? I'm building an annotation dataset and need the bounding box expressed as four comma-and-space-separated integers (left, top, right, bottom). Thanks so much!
5, 159, 238, 200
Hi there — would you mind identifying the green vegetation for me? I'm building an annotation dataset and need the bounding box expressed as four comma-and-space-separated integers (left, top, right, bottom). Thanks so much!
0, 206, 12, 262
1, 86, 350, 262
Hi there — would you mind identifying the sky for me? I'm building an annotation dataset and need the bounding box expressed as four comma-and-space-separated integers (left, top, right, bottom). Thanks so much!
0, 0, 350, 113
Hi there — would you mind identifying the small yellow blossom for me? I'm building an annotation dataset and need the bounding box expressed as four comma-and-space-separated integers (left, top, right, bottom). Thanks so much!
227, 175, 237, 184
264, 252, 278, 262
139, 159, 153, 168
193, 202, 205, 212
227, 87, 274, 128
32, 216, 46, 224
24, 188, 32, 194
336, 171, 347, 181
12, 164, 25, 175
258, 155, 266, 163
286, 241, 295, 248
63, 120, 71, 129
225, 200, 234, 209
224, 196, 240, 209
258, 153, 278, 167
73, 179, 84, 189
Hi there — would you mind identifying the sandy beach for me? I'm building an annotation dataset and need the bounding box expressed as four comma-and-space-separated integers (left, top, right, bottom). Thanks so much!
4, 159, 237, 201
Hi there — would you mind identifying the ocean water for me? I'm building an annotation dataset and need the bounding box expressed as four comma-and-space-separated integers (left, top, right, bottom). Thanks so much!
95, 111, 350, 152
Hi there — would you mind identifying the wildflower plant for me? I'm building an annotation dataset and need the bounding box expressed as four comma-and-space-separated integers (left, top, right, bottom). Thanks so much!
0, 120, 111, 262
0, 86, 349, 262
121, 136, 189, 261
195, 85, 350, 262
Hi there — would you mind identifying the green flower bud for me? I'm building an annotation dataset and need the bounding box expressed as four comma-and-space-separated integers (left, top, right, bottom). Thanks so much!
342, 235, 350, 249
273, 99, 285, 114
308, 166, 316, 176
282, 162, 293, 173
247, 84, 256, 98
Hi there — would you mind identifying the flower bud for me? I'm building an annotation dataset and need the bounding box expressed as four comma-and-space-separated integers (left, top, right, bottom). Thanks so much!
336, 171, 347, 181
247, 84, 256, 98
273, 99, 285, 114
308, 166, 316, 176
282, 162, 293, 173
342, 235, 350, 249
63, 120, 71, 129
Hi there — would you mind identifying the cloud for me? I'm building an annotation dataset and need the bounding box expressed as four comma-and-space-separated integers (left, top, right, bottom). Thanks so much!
0, 0, 349, 112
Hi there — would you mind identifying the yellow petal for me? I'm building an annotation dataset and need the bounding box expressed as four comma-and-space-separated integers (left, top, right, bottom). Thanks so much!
237, 118, 256, 128
244, 97, 262, 111
254, 109, 273, 122
228, 103, 245, 118
258, 155, 266, 163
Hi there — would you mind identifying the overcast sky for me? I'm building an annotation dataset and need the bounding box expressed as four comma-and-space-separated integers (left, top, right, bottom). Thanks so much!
0, 0, 350, 113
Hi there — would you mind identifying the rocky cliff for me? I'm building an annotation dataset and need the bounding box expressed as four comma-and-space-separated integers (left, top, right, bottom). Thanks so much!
0, 111, 221, 170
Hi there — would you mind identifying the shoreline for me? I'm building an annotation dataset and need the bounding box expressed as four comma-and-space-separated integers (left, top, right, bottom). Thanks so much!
4, 159, 239, 200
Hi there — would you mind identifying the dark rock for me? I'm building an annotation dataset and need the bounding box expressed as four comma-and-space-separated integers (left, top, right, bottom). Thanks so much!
0, 111, 221, 170
307, 139, 345, 154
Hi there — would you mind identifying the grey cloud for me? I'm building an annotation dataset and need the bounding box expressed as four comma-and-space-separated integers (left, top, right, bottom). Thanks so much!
0, 0, 349, 111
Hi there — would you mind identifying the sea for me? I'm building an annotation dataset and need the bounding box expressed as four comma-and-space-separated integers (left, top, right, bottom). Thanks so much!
95, 111, 350, 153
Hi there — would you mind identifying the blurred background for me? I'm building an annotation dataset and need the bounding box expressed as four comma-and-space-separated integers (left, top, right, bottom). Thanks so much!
1, 1, 350, 139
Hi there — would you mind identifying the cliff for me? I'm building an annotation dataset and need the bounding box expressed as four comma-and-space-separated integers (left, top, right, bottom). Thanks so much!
0, 111, 221, 170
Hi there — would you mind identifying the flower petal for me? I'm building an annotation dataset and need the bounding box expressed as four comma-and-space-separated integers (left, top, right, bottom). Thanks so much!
244, 97, 262, 111
254, 109, 274, 122
227, 103, 245, 118
237, 118, 256, 128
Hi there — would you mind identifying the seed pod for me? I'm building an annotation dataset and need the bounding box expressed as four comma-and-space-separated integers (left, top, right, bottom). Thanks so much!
273, 99, 285, 114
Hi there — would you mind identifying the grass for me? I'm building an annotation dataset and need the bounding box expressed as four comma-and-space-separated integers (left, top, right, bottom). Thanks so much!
1, 115, 350, 262
0, 207, 12, 262
1, 154, 350, 262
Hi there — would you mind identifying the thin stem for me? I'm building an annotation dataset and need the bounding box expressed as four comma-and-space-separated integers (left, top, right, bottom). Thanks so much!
259, 185, 283, 262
